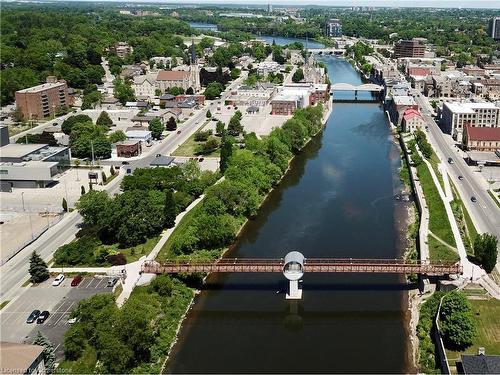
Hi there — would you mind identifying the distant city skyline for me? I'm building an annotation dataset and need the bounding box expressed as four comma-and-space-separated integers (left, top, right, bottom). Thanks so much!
55, 0, 500, 9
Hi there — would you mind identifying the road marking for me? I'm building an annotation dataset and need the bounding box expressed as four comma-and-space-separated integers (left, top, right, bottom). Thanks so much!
85, 278, 95, 288
95, 278, 104, 289
54, 302, 74, 325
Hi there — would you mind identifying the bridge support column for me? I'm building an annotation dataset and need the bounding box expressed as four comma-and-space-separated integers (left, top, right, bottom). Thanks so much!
286, 279, 303, 300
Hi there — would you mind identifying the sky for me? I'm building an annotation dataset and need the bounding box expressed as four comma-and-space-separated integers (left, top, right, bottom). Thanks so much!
71, 0, 500, 8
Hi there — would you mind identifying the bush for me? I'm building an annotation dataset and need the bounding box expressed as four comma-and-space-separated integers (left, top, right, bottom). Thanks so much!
440, 292, 477, 350
148, 274, 174, 297
107, 253, 126, 266
473, 233, 498, 273
194, 130, 212, 142
54, 236, 100, 266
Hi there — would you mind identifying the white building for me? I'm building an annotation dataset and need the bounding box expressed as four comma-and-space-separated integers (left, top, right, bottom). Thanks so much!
440, 101, 500, 139
125, 129, 153, 146
132, 74, 157, 100
257, 61, 281, 76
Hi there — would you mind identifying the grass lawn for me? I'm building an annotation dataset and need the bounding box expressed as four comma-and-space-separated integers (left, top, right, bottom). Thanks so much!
429, 152, 445, 190
0, 300, 10, 310
417, 162, 456, 249
56, 346, 98, 374
100, 236, 160, 263
450, 182, 478, 256
171, 131, 220, 157
446, 298, 500, 364
428, 235, 460, 263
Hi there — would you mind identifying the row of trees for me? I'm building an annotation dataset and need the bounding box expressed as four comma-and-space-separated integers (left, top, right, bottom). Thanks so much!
165, 105, 324, 258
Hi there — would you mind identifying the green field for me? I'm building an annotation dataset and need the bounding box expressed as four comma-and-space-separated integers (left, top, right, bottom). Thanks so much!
428, 235, 459, 263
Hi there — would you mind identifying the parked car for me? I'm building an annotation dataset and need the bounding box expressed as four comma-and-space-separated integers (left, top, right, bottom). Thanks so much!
198, 157, 204, 162
52, 122, 58, 126
68, 317, 78, 324
71, 275, 83, 287
37, 311, 50, 324
26, 310, 40, 324
177, 130, 181, 134
458, 175, 464, 180
107, 277, 119, 287
156, 154, 162, 157
52, 274, 65, 286
471, 196, 477, 203
448, 158, 454, 164
121, 161, 129, 165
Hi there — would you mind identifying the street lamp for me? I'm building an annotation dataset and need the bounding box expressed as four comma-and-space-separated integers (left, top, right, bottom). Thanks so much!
21, 191, 25, 212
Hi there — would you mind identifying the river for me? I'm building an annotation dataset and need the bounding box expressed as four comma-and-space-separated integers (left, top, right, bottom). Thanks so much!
165, 55, 412, 373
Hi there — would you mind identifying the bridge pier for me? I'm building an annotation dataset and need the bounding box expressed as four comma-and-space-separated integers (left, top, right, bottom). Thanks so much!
286, 279, 303, 300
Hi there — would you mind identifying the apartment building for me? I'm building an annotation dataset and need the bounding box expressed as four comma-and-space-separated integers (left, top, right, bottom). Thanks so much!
111, 42, 134, 58
394, 39, 425, 59
15, 77, 69, 121
325, 19, 342, 37
440, 101, 500, 139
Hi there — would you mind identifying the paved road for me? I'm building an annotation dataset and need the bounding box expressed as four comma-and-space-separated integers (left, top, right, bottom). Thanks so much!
414, 94, 500, 260
0, 74, 246, 304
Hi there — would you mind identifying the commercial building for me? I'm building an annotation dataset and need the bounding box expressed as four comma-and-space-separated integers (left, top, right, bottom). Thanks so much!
388, 95, 418, 125
116, 140, 142, 158
325, 19, 342, 37
0, 342, 46, 375
0, 142, 71, 190
257, 61, 282, 76
463, 125, 500, 152
270, 83, 328, 115
489, 17, 500, 40
440, 101, 500, 139
460, 353, 500, 374
394, 39, 425, 59
227, 83, 277, 107
125, 129, 153, 145
15, 77, 69, 121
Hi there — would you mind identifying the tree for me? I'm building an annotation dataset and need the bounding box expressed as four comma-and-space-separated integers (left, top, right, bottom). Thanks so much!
76, 190, 111, 226
186, 87, 194, 95
148, 118, 164, 140
148, 274, 174, 296
228, 113, 243, 136
204, 82, 223, 100
61, 114, 93, 135
62, 198, 68, 212
166, 116, 177, 131
440, 292, 477, 350
29, 251, 49, 283
81, 185, 86, 195
164, 189, 176, 228
473, 233, 498, 273
110, 165, 115, 176
96, 111, 113, 127
220, 133, 233, 173
113, 78, 135, 105
206, 110, 212, 118
216, 121, 225, 135
167, 86, 184, 96
198, 138, 220, 154
108, 130, 127, 143
102, 171, 107, 184
292, 68, 304, 83
33, 331, 56, 373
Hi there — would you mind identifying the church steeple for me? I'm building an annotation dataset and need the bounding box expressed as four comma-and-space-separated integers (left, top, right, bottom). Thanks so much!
190, 38, 197, 65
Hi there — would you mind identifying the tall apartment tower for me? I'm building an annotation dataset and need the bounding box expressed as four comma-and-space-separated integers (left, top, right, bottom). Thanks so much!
267, 4, 273, 13
489, 17, 500, 40
325, 19, 342, 37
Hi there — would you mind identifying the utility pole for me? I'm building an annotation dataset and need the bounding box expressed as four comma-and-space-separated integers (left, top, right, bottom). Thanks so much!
64, 180, 69, 211
27, 204, 34, 239
21, 191, 25, 211
90, 140, 95, 170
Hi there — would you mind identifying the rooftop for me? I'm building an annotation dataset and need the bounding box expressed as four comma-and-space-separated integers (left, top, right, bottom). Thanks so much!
444, 101, 499, 113
157, 70, 190, 81
461, 354, 500, 374
0, 143, 47, 159
393, 95, 417, 106
465, 125, 500, 142
150, 155, 175, 167
16, 81, 66, 94
0, 342, 44, 372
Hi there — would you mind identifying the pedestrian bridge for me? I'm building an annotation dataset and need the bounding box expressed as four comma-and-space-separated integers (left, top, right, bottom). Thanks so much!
331, 83, 384, 92
142, 258, 460, 276
309, 48, 345, 55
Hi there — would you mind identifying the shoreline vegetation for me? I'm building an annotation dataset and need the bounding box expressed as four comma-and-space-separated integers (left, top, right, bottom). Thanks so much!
59, 103, 329, 374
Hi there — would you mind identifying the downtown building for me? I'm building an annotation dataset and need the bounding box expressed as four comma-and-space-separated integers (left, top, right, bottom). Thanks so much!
15, 77, 69, 121
489, 17, 500, 40
393, 39, 425, 59
439, 101, 500, 140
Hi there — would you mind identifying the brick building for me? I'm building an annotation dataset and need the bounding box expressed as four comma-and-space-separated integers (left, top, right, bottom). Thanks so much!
463, 125, 500, 152
15, 77, 69, 121
116, 140, 142, 158
394, 39, 425, 59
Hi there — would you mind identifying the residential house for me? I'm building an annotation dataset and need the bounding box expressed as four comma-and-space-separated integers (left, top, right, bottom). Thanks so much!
132, 74, 157, 100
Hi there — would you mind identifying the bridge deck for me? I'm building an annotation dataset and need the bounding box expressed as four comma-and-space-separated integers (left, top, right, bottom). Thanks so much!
142, 258, 461, 276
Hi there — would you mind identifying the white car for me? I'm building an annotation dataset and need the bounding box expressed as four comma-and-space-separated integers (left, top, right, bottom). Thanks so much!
52, 274, 65, 286
68, 317, 78, 324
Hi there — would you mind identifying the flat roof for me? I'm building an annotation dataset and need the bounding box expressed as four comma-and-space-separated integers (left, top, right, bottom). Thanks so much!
16, 81, 66, 94
0, 143, 47, 158
0, 342, 44, 372
444, 101, 499, 113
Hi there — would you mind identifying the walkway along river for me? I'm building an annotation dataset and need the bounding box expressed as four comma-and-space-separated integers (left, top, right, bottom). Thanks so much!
165, 56, 414, 373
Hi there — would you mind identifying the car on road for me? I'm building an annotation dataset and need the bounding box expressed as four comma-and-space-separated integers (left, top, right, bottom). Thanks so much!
156, 153, 162, 157
52, 122, 58, 126
448, 158, 454, 164
52, 274, 65, 286
458, 175, 464, 180
26, 310, 40, 324
37, 311, 50, 324
107, 277, 119, 287
121, 161, 129, 165
71, 275, 83, 287
177, 130, 181, 134
198, 157, 204, 162
471, 196, 477, 203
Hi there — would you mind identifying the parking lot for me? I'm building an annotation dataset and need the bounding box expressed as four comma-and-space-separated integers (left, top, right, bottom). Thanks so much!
0, 275, 113, 359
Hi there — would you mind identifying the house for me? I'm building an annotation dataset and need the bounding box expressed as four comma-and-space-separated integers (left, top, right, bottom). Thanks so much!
125, 101, 150, 110
110, 42, 133, 58
402, 108, 426, 133
150, 155, 176, 167
0, 342, 46, 375
463, 125, 500, 152
100, 96, 121, 110
116, 140, 142, 158
459, 354, 500, 374
174, 95, 205, 106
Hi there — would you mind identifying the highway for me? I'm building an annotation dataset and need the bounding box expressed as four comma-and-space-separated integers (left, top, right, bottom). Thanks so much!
0, 73, 246, 303
414, 94, 500, 250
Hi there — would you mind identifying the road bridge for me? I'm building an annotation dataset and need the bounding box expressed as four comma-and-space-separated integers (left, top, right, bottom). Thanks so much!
309, 48, 345, 55
331, 83, 384, 92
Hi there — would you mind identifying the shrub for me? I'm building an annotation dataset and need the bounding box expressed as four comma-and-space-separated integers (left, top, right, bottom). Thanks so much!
107, 253, 126, 266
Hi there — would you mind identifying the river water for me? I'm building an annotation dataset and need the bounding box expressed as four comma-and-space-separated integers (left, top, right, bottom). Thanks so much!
166, 56, 412, 373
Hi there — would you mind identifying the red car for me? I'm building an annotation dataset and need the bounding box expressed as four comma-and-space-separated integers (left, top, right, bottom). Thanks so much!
71, 275, 83, 287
